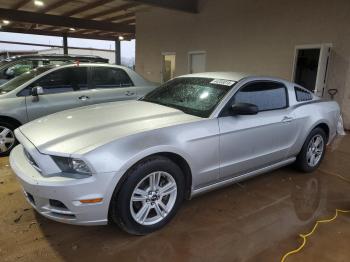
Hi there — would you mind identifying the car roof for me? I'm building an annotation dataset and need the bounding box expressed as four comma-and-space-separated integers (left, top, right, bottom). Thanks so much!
177, 71, 290, 84
178, 72, 252, 81
51, 63, 130, 69
1, 54, 107, 62
29, 63, 132, 74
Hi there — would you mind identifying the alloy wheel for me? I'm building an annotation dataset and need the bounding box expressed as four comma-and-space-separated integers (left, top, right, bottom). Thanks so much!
306, 134, 324, 167
0, 126, 15, 153
130, 171, 177, 226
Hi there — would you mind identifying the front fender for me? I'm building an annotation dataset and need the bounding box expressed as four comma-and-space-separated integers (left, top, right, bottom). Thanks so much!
83, 118, 220, 191
118, 145, 194, 174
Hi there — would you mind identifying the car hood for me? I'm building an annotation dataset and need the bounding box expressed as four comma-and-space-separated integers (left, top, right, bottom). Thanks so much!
19, 101, 200, 155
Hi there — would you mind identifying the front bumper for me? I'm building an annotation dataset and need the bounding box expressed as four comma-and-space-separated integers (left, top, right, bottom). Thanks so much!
10, 145, 123, 226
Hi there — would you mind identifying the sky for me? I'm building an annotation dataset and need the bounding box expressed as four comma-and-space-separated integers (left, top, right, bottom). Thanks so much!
0, 32, 135, 59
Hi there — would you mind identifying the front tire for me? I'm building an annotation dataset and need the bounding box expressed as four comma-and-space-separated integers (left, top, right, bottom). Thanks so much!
0, 122, 18, 157
110, 156, 185, 235
295, 128, 327, 173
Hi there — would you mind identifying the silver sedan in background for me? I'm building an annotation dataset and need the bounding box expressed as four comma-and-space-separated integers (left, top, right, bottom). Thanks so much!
0, 63, 156, 156
10, 72, 340, 235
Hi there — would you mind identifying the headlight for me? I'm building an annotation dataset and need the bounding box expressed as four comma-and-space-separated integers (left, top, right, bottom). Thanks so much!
52, 156, 92, 176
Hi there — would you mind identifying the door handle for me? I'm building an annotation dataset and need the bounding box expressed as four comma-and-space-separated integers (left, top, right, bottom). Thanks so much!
125, 91, 135, 96
281, 116, 294, 123
78, 95, 90, 101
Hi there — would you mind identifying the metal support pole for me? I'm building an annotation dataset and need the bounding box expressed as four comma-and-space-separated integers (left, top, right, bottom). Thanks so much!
63, 34, 68, 55
115, 39, 121, 65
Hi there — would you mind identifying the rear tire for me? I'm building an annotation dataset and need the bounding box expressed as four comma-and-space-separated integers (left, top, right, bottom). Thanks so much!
295, 128, 327, 173
109, 156, 185, 235
0, 121, 18, 157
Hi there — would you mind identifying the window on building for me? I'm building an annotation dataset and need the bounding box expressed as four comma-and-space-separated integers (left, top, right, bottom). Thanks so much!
233, 82, 288, 111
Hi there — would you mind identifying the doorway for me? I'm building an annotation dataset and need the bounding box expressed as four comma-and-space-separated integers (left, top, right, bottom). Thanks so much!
161, 53, 176, 83
292, 44, 331, 97
188, 51, 206, 74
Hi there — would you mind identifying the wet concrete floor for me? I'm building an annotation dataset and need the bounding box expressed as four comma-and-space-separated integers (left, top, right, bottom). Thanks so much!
1, 136, 350, 261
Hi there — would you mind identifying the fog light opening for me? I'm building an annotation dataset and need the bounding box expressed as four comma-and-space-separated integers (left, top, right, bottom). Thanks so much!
49, 199, 68, 209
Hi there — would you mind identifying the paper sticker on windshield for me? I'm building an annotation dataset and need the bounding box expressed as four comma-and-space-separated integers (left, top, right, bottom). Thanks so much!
210, 79, 236, 86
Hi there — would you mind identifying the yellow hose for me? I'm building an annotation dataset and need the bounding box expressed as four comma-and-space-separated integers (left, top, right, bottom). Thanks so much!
281, 209, 350, 262
281, 172, 350, 262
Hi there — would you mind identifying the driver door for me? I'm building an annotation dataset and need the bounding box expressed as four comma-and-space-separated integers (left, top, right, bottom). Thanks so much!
218, 81, 298, 181
25, 66, 91, 121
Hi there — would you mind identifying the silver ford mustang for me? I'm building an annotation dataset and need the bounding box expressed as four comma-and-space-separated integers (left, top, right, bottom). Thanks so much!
10, 72, 340, 235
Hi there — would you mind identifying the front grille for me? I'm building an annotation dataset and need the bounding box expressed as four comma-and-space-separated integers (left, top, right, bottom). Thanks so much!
23, 149, 42, 173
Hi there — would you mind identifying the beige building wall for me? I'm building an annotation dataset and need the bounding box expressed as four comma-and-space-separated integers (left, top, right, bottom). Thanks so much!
135, 0, 350, 129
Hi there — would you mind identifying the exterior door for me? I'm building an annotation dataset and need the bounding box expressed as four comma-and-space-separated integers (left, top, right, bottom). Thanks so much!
189, 52, 206, 74
293, 44, 331, 97
88, 67, 138, 104
161, 53, 176, 83
218, 81, 298, 180
26, 67, 90, 121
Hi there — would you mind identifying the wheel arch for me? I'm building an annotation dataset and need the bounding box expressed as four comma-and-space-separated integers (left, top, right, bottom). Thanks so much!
107, 151, 193, 223
156, 152, 193, 200
0, 115, 22, 128
314, 122, 330, 142
114, 151, 192, 200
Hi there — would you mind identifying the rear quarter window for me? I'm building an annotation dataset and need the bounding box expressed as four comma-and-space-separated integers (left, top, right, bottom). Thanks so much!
295, 86, 313, 102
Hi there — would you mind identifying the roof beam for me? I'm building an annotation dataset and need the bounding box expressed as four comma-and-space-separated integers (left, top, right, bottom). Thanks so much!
127, 0, 198, 13
0, 40, 119, 52
0, 8, 135, 33
77, 29, 100, 35
39, 0, 71, 14
83, 3, 139, 20
44, 4, 137, 31
104, 13, 135, 22
0, 27, 131, 41
44, 14, 135, 34
12, 0, 31, 10
62, 0, 115, 17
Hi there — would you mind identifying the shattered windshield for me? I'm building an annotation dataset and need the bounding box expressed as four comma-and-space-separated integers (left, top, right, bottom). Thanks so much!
141, 77, 236, 118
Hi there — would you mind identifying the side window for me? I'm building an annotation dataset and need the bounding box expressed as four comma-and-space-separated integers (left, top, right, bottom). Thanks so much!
233, 82, 288, 111
32, 67, 88, 94
93, 67, 134, 89
295, 86, 313, 102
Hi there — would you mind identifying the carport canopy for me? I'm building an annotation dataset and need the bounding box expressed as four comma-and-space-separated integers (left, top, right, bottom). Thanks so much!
0, 0, 198, 63
0, 0, 199, 39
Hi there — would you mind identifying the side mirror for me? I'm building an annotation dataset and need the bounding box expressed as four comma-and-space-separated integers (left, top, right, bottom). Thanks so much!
31, 86, 44, 97
231, 103, 259, 115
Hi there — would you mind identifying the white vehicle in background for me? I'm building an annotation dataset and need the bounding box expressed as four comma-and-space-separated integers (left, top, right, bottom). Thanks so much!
0, 63, 157, 156
10, 72, 340, 235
